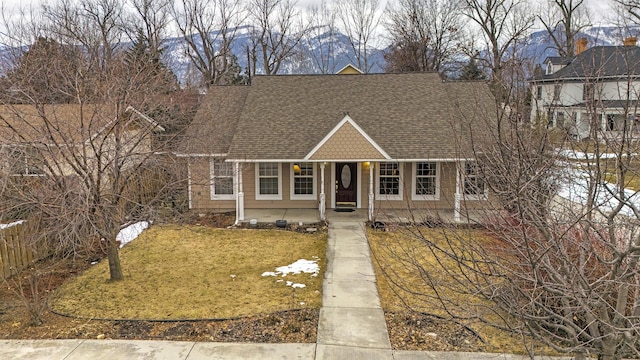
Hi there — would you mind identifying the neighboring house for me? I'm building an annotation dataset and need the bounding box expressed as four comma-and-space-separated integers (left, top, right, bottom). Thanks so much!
179, 67, 496, 223
530, 37, 640, 139
0, 104, 164, 177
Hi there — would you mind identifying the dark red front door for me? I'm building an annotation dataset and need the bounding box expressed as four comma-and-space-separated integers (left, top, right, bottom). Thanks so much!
336, 162, 357, 206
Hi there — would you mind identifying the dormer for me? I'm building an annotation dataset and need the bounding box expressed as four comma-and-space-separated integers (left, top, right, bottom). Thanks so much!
336, 64, 363, 75
543, 56, 572, 75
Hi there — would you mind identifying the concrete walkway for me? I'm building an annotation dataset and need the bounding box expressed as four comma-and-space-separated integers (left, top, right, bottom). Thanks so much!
316, 212, 392, 359
0, 210, 568, 359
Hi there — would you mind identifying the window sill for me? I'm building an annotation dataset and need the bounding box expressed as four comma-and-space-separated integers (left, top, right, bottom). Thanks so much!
411, 194, 440, 201
291, 194, 317, 201
211, 195, 235, 201
376, 194, 403, 201
462, 194, 488, 201
256, 195, 283, 201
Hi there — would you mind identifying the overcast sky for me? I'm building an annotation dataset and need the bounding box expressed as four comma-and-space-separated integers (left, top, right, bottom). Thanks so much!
0, 0, 620, 30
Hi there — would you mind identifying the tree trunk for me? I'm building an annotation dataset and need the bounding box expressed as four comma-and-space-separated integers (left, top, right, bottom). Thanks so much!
107, 240, 124, 281
601, 337, 618, 360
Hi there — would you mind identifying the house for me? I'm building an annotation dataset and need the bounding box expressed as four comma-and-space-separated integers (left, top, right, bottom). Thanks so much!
530, 37, 640, 139
0, 104, 164, 177
179, 71, 496, 223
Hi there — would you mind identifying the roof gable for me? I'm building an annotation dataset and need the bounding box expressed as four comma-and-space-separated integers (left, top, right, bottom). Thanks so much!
305, 115, 390, 161
336, 64, 363, 75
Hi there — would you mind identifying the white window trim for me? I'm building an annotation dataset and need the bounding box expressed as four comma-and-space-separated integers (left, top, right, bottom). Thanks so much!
209, 158, 235, 200
375, 162, 403, 201
255, 163, 282, 200
462, 162, 488, 201
411, 162, 440, 201
290, 162, 317, 200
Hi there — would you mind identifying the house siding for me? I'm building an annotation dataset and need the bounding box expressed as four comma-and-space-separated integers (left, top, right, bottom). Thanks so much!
243, 163, 318, 209
189, 159, 490, 212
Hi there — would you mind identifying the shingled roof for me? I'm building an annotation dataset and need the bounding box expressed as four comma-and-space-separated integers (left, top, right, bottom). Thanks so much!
0, 104, 161, 144
532, 46, 640, 82
185, 73, 495, 160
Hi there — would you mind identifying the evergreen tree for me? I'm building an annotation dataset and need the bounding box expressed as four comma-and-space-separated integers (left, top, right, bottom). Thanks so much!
459, 57, 486, 80
3, 37, 84, 103
124, 28, 179, 94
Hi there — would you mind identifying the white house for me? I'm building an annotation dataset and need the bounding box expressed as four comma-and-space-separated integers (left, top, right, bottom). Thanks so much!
530, 37, 640, 139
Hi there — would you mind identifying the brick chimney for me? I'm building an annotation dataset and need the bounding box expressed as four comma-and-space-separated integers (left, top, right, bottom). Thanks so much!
624, 37, 637, 46
576, 38, 588, 55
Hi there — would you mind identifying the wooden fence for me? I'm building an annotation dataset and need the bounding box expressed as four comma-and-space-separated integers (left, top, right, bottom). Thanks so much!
0, 222, 49, 280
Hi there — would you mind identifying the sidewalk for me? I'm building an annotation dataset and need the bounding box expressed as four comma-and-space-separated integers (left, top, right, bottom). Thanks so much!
0, 339, 568, 359
0, 211, 570, 359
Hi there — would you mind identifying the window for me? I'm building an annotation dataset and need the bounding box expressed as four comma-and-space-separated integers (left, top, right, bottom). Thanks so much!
553, 84, 561, 101
583, 83, 594, 101
377, 162, 402, 200
413, 162, 439, 200
546, 62, 553, 75
256, 163, 281, 200
463, 162, 486, 198
536, 86, 542, 100
606, 114, 615, 131
556, 112, 565, 128
210, 159, 234, 199
8, 146, 44, 176
291, 162, 316, 200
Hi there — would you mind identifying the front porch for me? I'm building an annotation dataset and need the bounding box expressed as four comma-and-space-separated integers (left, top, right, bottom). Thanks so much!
240, 208, 487, 226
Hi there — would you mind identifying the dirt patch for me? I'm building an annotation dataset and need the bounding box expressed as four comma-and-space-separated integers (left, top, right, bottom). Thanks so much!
385, 312, 486, 351
182, 211, 236, 228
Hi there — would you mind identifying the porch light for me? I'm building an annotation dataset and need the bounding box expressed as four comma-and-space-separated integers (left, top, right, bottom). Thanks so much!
293, 163, 301, 173
363, 161, 370, 170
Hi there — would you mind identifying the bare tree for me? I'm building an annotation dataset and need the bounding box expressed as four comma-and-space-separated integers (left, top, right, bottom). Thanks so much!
461, 0, 534, 96
384, 0, 464, 75
615, 0, 640, 25
0, 0, 184, 282
247, 0, 307, 76
172, 0, 246, 87
43, 0, 127, 73
336, 0, 383, 73
299, 0, 338, 74
538, 0, 591, 57
375, 50, 640, 360
127, 0, 172, 59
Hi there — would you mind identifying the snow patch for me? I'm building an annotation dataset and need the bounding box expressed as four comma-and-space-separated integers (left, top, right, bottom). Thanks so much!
116, 221, 149, 248
0, 220, 25, 230
556, 149, 619, 160
557, 169, 640, 217
262, 257, 320, 289
274, 258, 319, 276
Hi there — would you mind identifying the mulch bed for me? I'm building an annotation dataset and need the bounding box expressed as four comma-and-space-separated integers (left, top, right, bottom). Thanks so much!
385, 311, 486, 352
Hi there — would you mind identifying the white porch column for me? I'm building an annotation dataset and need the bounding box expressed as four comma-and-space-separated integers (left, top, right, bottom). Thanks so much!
235, 162, 245, 224
319, 163, 326, 221
454, 161, 461, 223
368, 162, 374, 221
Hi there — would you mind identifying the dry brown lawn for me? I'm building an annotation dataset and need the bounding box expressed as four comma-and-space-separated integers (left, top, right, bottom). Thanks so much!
48, 225, 326, 320
368, 226, 553, 354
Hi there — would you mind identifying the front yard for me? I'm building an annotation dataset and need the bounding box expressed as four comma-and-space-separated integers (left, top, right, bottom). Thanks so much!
368, 226, 552, 354
1, 224, 326, 342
